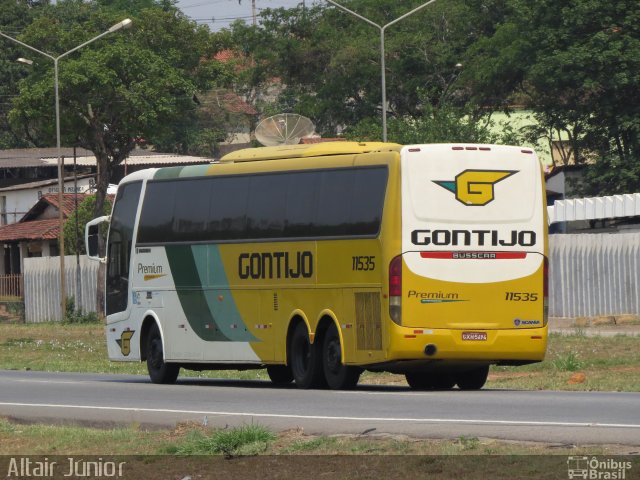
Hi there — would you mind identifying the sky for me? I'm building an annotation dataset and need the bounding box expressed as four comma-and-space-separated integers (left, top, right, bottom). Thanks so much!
176, 0, 311, 30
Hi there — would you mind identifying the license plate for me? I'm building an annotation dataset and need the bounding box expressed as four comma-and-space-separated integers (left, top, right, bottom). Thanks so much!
462, 332, 487, 341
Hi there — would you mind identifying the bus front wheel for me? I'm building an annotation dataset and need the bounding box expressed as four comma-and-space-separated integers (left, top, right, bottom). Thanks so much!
290, 322, 325, 389
455, 366, 489, 390
322, 323, 361, 390
146, 323, 180, 384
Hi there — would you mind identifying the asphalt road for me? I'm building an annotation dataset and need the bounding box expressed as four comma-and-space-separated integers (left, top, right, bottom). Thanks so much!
0, 369, 639, 446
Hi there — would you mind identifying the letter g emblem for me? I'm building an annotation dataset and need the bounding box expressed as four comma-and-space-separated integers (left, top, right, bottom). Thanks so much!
434, 169, 517, 206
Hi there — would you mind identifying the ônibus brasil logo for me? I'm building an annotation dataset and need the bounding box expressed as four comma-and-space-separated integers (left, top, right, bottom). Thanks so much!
434, 169, 517, 206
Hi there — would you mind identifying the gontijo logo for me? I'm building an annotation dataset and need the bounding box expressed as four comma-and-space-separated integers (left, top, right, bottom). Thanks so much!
116, 330, 135, 356
434, 169, 517, 206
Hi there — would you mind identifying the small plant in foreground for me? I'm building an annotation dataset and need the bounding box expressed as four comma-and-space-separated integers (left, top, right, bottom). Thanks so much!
552, 351, 584, 371
172, 424, 276, 456
457, 436, 480, 451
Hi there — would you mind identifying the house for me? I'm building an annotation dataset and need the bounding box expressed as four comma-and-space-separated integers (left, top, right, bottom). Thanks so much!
0, 147, 214, 275
0, 193, 84, 275
0, 148, 214, 229
545, 164, 586, 204
0, 175, 95, 226
0, 147, 98, 189
0, 147, 213, 187
61, 150, 214, 184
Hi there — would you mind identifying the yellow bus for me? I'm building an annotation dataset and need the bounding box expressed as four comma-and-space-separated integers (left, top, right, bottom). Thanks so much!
86, 142, 548, 390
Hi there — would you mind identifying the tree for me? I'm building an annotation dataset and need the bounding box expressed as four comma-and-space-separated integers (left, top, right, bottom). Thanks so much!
8, 0, 220, 221
63, 194, 112, 255
228, 0, 503, 137
465, 0, 640, 194
344, 102, 497, 145
0, 0, 43, 149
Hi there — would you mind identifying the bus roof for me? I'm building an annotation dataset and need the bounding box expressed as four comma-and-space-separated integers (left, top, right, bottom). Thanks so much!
219, 141, 401, 163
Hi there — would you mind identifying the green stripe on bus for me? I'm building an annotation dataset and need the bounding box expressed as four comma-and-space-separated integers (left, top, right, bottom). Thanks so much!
165, 245, 258, 343
178, 164, 214, 177
165, 244, 230, 342
153, 166, 185, 180
192, 245, 257, 342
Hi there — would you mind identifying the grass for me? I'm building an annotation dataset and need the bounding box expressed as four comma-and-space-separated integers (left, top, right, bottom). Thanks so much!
486, 332, 640, 391
1, 322, 639, 390
1, 418, 637, 457
167, 423, 276, 456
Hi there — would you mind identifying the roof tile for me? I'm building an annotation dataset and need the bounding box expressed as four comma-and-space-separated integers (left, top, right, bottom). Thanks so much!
0, 219, 60, 242
41, 193, 85, 217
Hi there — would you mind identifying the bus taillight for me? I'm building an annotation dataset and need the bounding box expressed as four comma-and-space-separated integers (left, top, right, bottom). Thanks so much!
389, 255, 402, 325
543, 256, 549, 326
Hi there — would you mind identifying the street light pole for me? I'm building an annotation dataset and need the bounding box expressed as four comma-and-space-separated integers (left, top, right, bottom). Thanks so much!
326, 0, 437, 142
0, 18, 132, 320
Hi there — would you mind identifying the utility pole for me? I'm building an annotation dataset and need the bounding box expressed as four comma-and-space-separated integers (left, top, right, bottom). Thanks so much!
252, 0, 257, 26
326, 0, 437, 142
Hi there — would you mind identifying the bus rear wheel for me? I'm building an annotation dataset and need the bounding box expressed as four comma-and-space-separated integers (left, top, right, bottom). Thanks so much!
290, 322, 325, 389
405, 373, 455, 390
455, 366, 489, 390
322, 323, 361, 390
146, 323, 180, 384
266, 365, 294, 385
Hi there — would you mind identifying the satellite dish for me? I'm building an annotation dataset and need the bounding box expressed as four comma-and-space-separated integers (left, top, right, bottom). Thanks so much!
255, 114, 315, 146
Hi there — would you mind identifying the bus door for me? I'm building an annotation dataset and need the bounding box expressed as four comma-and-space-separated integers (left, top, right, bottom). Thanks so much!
105, 181, 143, 319
400, 144, 546, 331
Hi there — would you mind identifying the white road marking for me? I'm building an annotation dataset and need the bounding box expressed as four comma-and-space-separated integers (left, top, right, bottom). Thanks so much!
1, 402, 639, 429
9, 379, 87, 385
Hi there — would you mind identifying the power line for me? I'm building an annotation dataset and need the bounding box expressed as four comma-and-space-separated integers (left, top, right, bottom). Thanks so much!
180, 0, 234, 9
193, 14, 257, 23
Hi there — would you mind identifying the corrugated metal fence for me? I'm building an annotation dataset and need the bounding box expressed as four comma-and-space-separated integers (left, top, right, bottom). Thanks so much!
23, 255, 99, 323
549, 233, 640, 318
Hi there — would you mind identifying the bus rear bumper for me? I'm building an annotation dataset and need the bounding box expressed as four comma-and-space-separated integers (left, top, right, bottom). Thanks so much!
387, 324, 548, 363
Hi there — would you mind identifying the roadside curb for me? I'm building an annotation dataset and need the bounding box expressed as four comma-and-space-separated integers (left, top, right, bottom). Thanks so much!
549, 317, 640, 336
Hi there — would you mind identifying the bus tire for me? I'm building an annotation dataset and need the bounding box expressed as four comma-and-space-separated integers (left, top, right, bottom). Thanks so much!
405, 372, 454, 390
146, 323, 180, 384
266, 365, 294, 385
405, 372, 435, 390
456, 366, 489, 390
322, 323, 361, 390
434, 375, 456, 390
290, 322, 325, 389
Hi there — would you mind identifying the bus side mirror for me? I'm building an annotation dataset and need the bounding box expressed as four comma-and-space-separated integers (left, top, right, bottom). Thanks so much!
85, 215, 109, 263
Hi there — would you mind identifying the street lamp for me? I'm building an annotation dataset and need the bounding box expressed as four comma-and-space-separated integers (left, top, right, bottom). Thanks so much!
1, 18, 132, 319
326, 0, 437, 142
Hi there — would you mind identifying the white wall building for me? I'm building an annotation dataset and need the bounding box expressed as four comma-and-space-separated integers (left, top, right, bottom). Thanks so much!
0, 175, 95, 226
